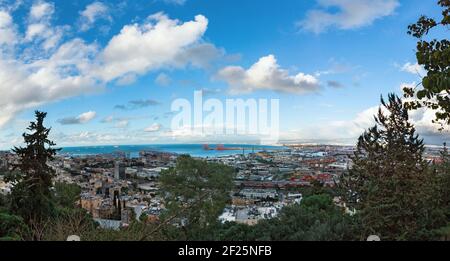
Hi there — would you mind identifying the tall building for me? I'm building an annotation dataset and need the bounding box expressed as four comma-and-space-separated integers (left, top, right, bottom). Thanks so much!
114, 161, 126, 180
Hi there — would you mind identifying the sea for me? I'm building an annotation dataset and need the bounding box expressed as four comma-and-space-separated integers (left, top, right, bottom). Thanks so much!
59, 144, 286, 158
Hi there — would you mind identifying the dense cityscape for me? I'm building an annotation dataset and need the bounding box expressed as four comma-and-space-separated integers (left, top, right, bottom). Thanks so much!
0, 144, 445, 230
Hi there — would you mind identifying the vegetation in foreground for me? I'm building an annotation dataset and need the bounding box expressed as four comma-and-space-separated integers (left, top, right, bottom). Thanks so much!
0, 0, 449, 241
1, 92, 449, 241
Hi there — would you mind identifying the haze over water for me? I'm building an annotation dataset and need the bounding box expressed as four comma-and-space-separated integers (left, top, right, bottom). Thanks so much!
59, 144, 286, 158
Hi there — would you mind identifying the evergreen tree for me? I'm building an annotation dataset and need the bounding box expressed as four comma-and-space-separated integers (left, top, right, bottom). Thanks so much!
432, 143, 450, 240
340, 94, 446, 240
0, 211, 29, 241
53, 182, 81, 209
436, 143, 450, 218
5, 111, 60, 224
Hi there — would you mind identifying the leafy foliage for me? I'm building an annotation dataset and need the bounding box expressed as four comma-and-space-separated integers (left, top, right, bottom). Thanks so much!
159, 155, 235, 240
53, 182, 81, 209
210, 194, 360, 241
404, 0, 450, 126
0, 211, 29, 241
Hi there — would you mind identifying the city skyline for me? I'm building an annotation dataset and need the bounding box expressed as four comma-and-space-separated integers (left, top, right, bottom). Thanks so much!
0, 0, 449, 149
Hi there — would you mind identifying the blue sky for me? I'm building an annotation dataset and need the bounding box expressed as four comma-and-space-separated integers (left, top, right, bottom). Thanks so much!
0, 0, 448, 148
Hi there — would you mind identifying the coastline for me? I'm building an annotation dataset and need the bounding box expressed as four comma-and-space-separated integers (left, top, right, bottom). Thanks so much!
57, 144, 288, 158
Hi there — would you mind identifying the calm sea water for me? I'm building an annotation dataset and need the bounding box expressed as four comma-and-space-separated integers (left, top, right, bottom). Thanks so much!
59, 144, 285, 158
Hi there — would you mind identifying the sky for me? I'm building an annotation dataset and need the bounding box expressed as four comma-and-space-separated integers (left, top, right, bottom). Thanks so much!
0, 0, 448, 148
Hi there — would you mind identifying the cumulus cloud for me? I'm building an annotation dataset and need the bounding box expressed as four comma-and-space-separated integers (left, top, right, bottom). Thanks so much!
217, 55, 320, 94
57, 111, 97, 125
79, 2, 111, 32
29, 0, 54, 21
0, 38, 101, 127
0, 8, 218, 128
299, 0, 399, 33
94, 12, 210, 82
24, 0, 66, 51
0, 10, 17, 46
401, 62, 426, 76
145, 123, 162, 132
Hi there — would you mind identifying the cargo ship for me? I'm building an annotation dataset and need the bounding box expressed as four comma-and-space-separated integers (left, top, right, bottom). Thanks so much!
202, 144, 242, 151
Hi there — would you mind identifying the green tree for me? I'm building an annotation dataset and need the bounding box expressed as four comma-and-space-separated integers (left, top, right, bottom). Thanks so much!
158, 155, 235, 240
53, 182, 81, 209
433, 143, 450, 240
434, 144, 450, 214
253, 194, 359, 241
212, 194, 359, 241
440, 144, 450, 194
42, 207, 97, 241
209, 222, 257, 241
5, 111, 60, 225
340, 94, 446, 240
403, 0, 450, 126
0, 211, 29, 241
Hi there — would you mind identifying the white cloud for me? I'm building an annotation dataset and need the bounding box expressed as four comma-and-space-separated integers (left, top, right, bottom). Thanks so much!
79, 2, 111, 32
0, 0, 23, 12
299, 0, 399, 33
29, 0, 54, 21
281, 94, 449, 145
78, 111, 97, 123
401, 62, 426, 76
50, 130, 161, 146
217, 54, 320, 94
401, 82, 450, 136
25, 1, 65, 50
0, 38, 101, 127
145, 123, 162, 132
0, 10, 17, 46
292, 105, 379, 142
95, 12, 209, 82
0, 10, 218, 128
400, 81, 417, 92
57, 111, 97, 125
410, 108, 450, 136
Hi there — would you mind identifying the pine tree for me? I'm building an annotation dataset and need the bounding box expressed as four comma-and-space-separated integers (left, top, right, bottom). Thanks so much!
436, 143, 450, 218
340, 94, 445, 240
6, 111, 60, 224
